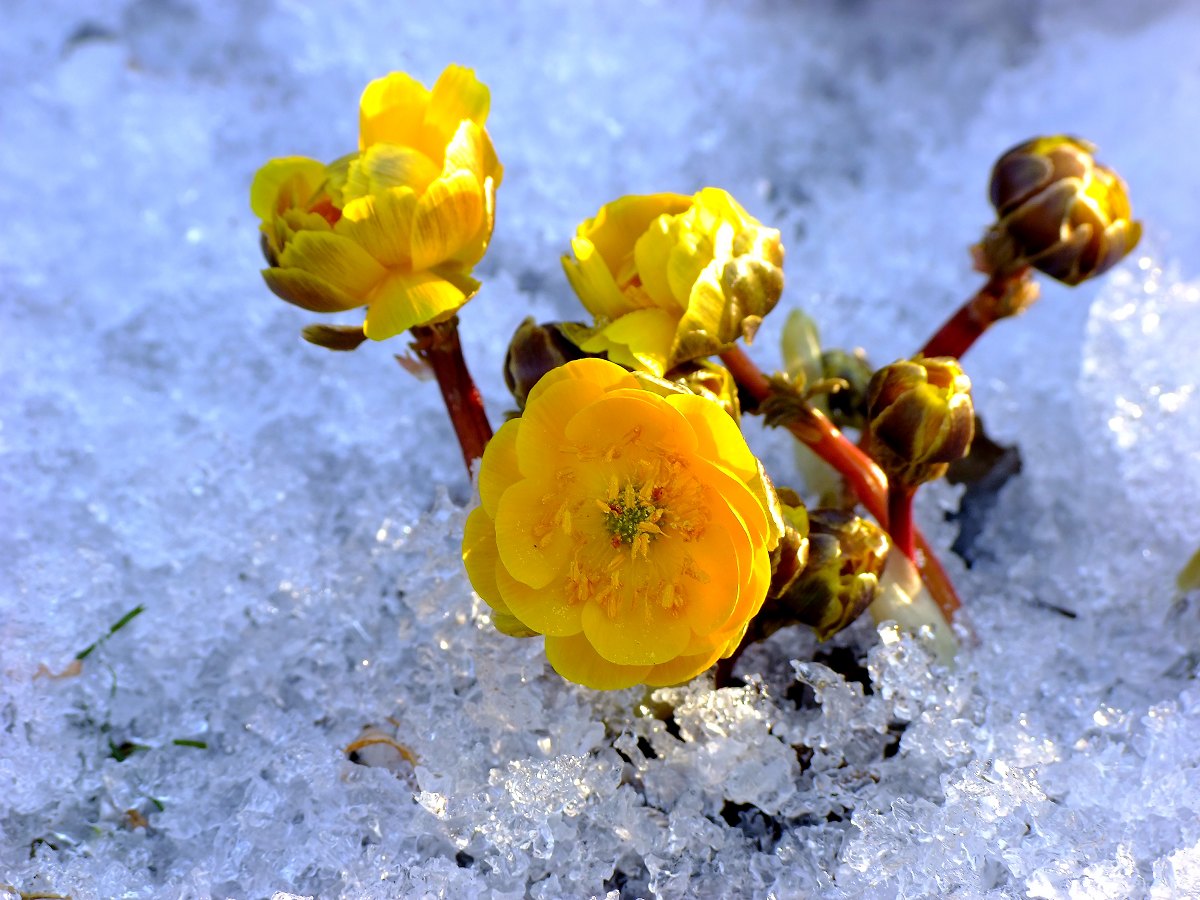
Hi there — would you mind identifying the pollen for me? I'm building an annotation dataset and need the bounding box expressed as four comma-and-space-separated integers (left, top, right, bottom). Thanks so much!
602, 479, 666, 549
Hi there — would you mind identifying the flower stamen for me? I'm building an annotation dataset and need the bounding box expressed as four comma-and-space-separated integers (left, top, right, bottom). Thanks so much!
603, 481, 665, 548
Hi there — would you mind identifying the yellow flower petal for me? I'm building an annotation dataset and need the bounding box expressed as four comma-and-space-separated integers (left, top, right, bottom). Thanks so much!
343, 144, 440, 204
410, 170, 484, 271
694, 186, 749, 223
250, 156, 328, 220
581, 575, 692, 666
632, 214, 685, 310
496, 562, 582, 637
681, 628, 724, 657
524, 357, 638, 409
696, 486, 771, 628
663, 521, 743, 637
494, 477, 576, 590
443, 120, 503, 188
667, 394, 758, 481
674, 262, 729, 346
514, 377, 606, 477
462, 505, 506, 614
337, 186, 418, 268
261, 267, 363, 313
593, 308, 678, 377
362, 270, 469, 340
439, 124, 502, 268
691, 457, 770, 554
562, 237, 630, 319
492, 613, 538, 638
426, 64, 490, 139
644, 645, 725, 687
359, 71, 430, 151
562, 390, 699, 459
544, 633, 650, 690
583, 193, 690, 273
479, 418, 522, 517
445, 176, 497, 270
277, 230, 387, 299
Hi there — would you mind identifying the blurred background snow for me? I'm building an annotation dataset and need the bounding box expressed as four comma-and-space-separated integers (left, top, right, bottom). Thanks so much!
2, 0, 1199, 897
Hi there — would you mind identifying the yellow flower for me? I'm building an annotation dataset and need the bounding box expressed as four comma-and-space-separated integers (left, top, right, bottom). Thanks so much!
560, 189, 784, 377
462, 358, 781, 689
250, 65, 503, 341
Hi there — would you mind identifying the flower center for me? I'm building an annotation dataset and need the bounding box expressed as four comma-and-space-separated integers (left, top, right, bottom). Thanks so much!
598, 480, 665, 555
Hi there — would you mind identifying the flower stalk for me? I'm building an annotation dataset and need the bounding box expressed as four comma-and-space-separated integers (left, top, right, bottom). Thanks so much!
920, 268, 1036, 359
886, 484, 916, 560
409, 318, 492, 471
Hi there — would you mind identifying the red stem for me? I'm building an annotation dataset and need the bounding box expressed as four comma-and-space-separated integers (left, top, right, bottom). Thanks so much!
920, 269, 1032, 359
409, 319, 493, 472
720, 345, 961, 620
920, 302, 989, 359
887, 485, 916, 561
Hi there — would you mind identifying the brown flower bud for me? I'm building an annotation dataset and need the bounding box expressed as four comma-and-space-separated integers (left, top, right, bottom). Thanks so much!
982, 135, 1141, 285
502, 319, 594, 410
866, 357, 975, 488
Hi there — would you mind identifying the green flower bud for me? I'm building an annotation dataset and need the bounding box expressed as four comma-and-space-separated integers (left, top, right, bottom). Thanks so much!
773, 509, 888, 641
982, 135, 1141, 286
503, 319, 594, 411
820, 348, 873, 431
866, 357, 975, 488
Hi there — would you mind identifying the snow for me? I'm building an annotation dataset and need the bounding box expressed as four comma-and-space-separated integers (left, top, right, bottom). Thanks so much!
2, 0, 1199, 897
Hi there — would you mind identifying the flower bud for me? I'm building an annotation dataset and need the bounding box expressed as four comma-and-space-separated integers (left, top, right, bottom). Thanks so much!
560, 188, 784, 377
866, 357, 975, 488
820, 348, 873, 431
982, 135, 1141, 285
503, 319, 594, 410
765, 487, 810, 602
768, 509, 888, 641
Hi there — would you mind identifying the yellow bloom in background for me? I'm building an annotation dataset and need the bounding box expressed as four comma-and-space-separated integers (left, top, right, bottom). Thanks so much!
250, 65, 503, 341
462, 358, 781, 690
560, 189, 784, 377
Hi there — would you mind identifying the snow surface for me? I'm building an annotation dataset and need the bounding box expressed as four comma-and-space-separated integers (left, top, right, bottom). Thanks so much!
3, 0, 1199, 897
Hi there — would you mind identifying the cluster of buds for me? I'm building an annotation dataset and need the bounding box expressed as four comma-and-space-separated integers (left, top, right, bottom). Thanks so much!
251, 67, 1142, 691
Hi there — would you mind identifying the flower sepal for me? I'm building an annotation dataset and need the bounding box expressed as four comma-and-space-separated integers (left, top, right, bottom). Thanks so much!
301, 324, 369, 352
